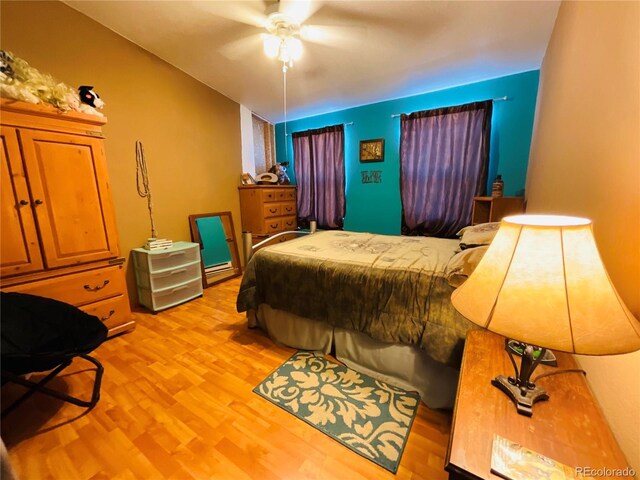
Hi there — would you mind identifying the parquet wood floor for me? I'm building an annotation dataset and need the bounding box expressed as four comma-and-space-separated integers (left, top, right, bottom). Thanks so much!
1, 278, 452, 479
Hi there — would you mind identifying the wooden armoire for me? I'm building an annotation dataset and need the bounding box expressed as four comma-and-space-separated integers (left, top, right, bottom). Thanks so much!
0, 99, 135, 337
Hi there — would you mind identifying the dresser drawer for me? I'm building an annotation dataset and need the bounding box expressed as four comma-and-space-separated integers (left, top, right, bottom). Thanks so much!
263, 219, 282, 234
260, 189, 279, 203
282, 216, 297, 230
263, 203, 282, 218
277, 233, 298, 244
4, 265, 126, 306
280, 202, 296, 216
283, 189, 296, 201
78, 294, 130, 330
136, 260, 201, 291
133, 243, 200, 273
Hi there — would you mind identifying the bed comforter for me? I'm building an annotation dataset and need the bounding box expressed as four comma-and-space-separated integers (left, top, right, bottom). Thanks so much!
236, 230, 475, 366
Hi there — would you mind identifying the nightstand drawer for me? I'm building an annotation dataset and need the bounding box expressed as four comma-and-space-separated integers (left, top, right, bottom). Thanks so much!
133, 242, 200, 273
136, 260, 201, 290
138, 278, 202, 312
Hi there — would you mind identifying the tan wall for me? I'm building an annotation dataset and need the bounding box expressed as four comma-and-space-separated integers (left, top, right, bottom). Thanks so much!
1, 1, 243, 302
526, 1, 640, 471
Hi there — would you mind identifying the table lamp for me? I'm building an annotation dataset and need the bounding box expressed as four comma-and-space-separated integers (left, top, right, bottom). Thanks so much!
451, 215, 640, 416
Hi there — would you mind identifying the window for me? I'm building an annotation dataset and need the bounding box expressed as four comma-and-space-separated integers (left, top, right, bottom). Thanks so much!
292, 125, 345, 229
252, 114, 275, 174
400, 101, 492, 237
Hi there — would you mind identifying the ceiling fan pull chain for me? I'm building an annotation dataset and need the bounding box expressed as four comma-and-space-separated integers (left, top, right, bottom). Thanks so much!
283, 62, 289, 164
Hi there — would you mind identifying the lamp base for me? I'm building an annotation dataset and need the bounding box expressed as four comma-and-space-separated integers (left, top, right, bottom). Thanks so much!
492, 375, 549, 417
506, 340, 557, 367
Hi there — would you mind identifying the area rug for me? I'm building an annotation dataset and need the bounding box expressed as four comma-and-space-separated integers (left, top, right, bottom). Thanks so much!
253, 351, 420, 473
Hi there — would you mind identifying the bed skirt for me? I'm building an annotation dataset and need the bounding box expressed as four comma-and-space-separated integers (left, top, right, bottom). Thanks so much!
248, 304, 459, 409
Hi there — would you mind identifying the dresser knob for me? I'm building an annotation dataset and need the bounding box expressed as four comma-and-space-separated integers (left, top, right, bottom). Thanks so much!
34, 199, 43, 205
19, 199, 29, 206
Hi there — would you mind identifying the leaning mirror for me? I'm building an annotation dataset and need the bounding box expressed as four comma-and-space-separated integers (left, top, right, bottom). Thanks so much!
188, 211, 242, 288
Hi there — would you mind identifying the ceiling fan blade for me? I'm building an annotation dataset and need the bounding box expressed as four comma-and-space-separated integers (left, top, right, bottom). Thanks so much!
219, 34, 264, 60
278, 0, 324, 24
207, 2, 268, 28
300, 24, 366, 48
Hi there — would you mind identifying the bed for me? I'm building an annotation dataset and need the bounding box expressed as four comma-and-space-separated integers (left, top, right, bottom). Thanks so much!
236, 229, 479, 408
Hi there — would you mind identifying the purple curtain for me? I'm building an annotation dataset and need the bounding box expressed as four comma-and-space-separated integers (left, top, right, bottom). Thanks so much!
400, 101, 492, 237
292, 125, 345, 229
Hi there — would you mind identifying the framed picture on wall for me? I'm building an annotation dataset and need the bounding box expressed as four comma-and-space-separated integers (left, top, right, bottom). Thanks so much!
359, 139, 385, 162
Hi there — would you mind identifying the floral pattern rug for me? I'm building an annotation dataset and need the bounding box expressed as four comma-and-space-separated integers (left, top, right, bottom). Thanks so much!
253, 351, 420, 473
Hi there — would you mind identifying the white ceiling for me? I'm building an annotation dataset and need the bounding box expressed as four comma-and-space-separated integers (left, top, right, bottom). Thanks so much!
64, 1, 560, 123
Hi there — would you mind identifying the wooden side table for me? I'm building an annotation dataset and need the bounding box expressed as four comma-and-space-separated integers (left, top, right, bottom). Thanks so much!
445, 330, 632, 480
471, 196, 524, 225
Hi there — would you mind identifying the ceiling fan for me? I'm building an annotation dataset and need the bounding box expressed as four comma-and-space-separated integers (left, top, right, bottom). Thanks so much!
215, 0, 361, 67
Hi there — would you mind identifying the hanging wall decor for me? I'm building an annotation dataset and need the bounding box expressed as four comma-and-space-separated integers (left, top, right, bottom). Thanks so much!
361, 170, 383, 184
359, 139, 385, 162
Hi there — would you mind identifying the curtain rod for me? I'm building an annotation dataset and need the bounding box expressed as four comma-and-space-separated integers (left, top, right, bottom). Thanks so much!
390, 96, 508, 118
285, 121, 353, 136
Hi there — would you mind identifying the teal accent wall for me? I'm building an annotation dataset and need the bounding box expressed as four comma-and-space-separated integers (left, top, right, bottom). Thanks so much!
275, 70, 540, 235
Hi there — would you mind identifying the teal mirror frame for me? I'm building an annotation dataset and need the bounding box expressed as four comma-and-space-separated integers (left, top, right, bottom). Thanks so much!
188, 211, 242, 288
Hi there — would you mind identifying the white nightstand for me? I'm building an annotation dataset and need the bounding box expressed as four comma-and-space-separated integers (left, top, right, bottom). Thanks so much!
132, 241, 203, 312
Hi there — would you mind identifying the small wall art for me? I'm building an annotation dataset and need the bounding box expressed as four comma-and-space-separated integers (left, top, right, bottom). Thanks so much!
361, 170, 382, 184
359, 139, 385, 162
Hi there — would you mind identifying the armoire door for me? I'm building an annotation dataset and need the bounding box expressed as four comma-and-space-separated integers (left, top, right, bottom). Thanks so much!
19, 129, 121, 268
0, 126, 44, 276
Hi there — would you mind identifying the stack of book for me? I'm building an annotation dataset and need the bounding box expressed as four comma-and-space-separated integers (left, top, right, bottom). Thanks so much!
144, 238, 173, 250
205, 261, 232, 278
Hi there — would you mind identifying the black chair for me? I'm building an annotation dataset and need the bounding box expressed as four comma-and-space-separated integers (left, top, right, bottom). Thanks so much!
1, 292, 108, 418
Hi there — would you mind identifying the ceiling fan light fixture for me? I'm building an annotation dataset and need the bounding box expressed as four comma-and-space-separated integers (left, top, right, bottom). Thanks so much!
263, 34, 281, 58
262, 12, 303, 66
284, 36, 303, 61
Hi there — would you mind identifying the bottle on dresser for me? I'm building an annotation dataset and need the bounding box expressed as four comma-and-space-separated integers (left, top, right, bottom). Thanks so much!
492, 175, 504, 198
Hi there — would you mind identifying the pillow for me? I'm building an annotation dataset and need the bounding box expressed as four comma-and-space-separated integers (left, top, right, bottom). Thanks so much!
457, 222, 500, 250
446, 245, 489, 288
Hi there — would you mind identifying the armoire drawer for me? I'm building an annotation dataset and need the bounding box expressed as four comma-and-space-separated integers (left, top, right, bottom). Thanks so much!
4, 265, 126, 306
78, 294, 130, 330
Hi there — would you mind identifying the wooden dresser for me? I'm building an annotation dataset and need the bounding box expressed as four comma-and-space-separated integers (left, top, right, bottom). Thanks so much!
0, 99, 134, 337
446, 330, 632, 479
238, 185, 297, 246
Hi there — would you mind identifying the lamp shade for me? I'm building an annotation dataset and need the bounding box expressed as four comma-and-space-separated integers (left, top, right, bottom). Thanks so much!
451, 215, 640, 355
